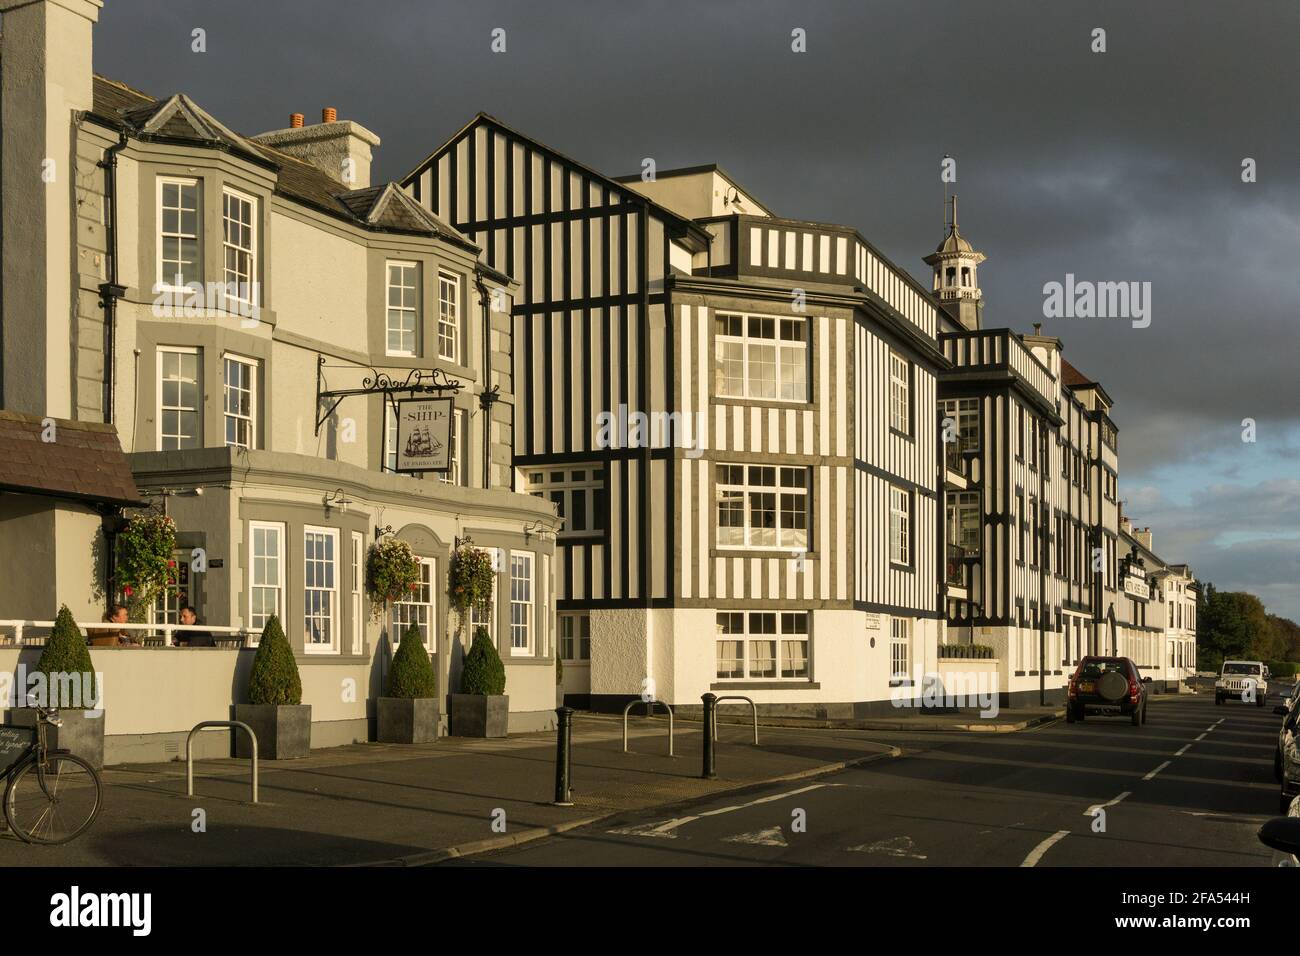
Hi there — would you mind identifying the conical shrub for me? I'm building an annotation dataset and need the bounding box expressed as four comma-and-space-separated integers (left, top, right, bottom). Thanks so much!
387, 625, 437, 698
247, 615, 303, 705
460, 626, 506, 696
34, 605, 97, 708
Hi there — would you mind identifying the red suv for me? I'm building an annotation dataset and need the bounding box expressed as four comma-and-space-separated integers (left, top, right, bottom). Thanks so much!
1066, 656, 1151, 726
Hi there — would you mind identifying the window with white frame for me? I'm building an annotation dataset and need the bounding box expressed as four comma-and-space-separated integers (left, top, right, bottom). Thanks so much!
438, 271, 460, 362
715, 464, 809, 550
303, 527, 339, 653
391, 556, 435, 650
713, 313, 808, 401
559, 612, 591, 662
715, 611, 809, 680
158, 177, 201, 289
889, 351, 911, 435
222, 353, 257, 449
386, 261, 420, 356
940, 397, 980, 450
222, 187, 256, 304
890, 617, 911, 680
889, 486, 911, 566
438, 408, 467, 485
350, 532, 364, 655
509, 551, 533, 655
248, 521, 284, 633
158, 347, 201, 450
524, 466, 606, 537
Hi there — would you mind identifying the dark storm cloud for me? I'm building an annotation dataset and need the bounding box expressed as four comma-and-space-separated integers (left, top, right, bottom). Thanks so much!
91, 0, 1300, 599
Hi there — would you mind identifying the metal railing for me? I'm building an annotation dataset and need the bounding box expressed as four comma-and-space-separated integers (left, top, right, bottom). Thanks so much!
710, 695, 759, 745
0, 620, 257, 648
186, 720, 259, 803
943, 434, 971, 476
622, 699, 675, 756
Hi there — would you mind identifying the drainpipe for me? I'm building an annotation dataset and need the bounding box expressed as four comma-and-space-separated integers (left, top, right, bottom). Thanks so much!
97, 129, 130, 425
473, 271, 500, 490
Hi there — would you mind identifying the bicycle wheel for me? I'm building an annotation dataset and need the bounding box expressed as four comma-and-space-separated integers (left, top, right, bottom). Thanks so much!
4, 753, 102, 845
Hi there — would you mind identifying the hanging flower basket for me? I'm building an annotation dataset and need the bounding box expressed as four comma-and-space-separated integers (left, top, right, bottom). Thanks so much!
116, 512, 176, 615
448, 539, 494, 622
365, 537, 421, 620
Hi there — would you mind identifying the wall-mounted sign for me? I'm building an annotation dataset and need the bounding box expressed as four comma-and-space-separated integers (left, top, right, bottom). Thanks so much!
863, 613, 881, 630
1123, 575, 1150, 600
395, 397, 453, 473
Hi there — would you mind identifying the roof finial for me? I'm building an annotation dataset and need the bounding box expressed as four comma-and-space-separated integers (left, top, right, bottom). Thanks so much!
951, 194, 958, 231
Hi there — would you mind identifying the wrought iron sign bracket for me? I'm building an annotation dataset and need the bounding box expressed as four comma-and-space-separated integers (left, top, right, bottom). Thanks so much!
314, 355, 463, 435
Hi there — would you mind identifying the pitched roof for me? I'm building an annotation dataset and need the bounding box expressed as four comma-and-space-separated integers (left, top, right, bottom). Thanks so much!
1060, 358, 1094, 388
0, 412, 143, 508
89, 75, 475, 249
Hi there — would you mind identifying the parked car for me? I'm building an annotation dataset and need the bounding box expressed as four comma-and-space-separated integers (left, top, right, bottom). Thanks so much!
1275, 682, 1300, 781
1215, 660, 1268, 707
1066, 656, 1151, 726
1258, 797, 1300, 867
1278, 697, 1300, 815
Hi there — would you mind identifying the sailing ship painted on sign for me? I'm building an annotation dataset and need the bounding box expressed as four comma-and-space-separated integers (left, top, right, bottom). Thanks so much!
395, 397, 453, 473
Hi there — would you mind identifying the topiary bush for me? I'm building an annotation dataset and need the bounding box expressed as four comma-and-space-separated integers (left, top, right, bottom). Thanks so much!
388, 625, 437, 698
247, 615, 303, 705
460, 625, 506, 696
34, 605, 97, 708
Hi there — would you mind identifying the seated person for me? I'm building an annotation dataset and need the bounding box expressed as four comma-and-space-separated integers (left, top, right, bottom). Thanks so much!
87, 604, 140, 647
177, 606, 214, 647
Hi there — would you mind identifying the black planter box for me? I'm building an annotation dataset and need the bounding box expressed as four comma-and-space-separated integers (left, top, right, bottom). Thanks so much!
10, 708, 104, 770
377, 697, 438, 744
450, 694, 509, 738
233, 703, 311, 759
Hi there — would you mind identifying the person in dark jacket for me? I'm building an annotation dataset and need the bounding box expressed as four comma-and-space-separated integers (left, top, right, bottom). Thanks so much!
177, 606, 214, 647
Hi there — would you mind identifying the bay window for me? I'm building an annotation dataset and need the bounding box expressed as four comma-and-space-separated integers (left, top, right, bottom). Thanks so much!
714, 312, 808, 401
716, 464, 809, 550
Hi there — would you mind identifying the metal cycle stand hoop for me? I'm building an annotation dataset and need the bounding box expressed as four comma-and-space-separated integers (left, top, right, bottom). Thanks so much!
711, 695, 759, 745
186, 720, 259, 804
621, 698, 675, 756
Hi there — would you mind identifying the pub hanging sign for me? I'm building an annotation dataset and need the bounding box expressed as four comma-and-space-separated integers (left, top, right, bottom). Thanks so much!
395, 397, 453, 473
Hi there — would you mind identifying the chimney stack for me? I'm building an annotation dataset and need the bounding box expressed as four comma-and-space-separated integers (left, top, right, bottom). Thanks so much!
252, 108, 380, 190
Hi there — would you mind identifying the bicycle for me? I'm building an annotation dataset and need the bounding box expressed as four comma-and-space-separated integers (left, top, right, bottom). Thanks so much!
1, 704, 102, 845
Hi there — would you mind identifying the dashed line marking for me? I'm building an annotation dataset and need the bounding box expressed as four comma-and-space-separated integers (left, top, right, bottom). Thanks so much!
1194, 732, 1207, 741
1175, 744, 1191, 756
1142, 760, 1171, 781
1083, 791, 1131, 816
1020, 830, 1070, 867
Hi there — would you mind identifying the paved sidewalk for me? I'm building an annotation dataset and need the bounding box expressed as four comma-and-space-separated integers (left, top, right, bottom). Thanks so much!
700, 705, 1064, 733
0, 715, 895, 867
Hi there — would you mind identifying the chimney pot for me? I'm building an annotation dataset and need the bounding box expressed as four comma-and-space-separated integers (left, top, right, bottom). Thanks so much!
322, 107, 337, 123
290, 113, 304, 128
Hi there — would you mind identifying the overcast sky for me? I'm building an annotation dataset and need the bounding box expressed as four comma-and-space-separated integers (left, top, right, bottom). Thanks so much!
92, 0, 1300, 617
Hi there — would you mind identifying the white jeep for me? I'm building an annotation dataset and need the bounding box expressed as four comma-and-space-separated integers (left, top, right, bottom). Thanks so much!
1215, 660, 1268, 707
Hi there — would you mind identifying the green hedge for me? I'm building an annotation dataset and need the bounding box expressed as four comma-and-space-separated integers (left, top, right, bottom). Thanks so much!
1268, 660, 1298, 678
388, 625, 437, 698
936, 643, 995, 660
460, 626, 506, 696
35, 605, 97, 708
247, 615, 303, 705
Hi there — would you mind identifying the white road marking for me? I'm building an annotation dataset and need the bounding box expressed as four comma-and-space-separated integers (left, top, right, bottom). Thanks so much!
1083, 791, 1130, 816
607, 783, 825, 839
848, 835, 927, 859
724, 827, 789, 847
1020, 830, 1070, 867
1194, 732, 1207, 741
1175, 744, 1191, 756
1142, 760, 1171, 781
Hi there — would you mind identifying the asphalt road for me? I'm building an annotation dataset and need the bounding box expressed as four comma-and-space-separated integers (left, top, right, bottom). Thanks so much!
445, 689, 1286, 866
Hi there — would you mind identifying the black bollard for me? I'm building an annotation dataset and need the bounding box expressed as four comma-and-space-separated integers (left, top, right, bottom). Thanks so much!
553, 706, 574, 805
701, 693, 717, 779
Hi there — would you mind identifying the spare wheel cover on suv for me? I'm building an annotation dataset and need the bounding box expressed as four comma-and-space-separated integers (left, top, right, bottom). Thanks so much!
1098, 670, 1129, 702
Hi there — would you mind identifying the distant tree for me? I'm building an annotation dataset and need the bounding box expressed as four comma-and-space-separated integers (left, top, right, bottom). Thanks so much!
1197, 583, 1274, 667
1266, 613, 1300, 664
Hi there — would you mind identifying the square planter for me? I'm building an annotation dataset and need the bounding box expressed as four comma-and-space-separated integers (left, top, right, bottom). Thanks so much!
233, 703, 311, 760
377, 697, 438, 744
10, 708, 104, 771
450, 694, 509, 738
